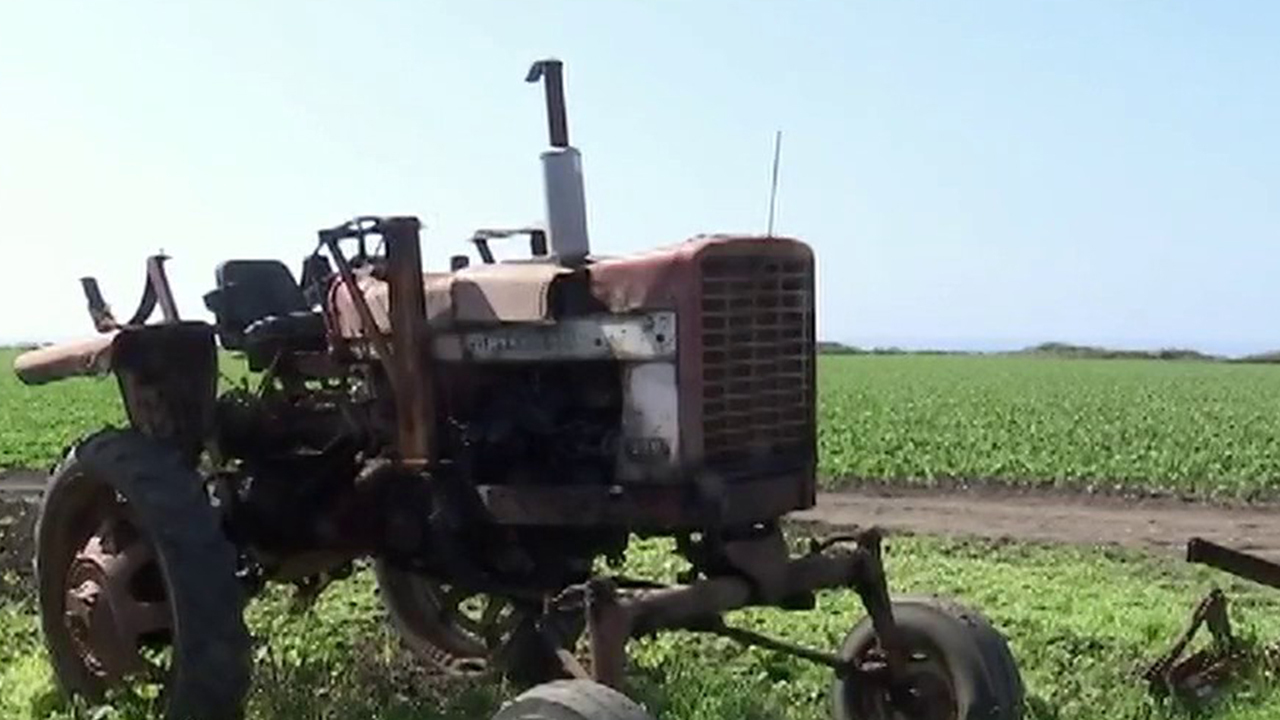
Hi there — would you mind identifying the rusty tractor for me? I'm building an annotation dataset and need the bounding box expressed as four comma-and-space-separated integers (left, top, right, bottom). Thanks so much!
13, 60, 1024, 720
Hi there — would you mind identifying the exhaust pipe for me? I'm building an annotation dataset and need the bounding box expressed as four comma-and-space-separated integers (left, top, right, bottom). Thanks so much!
527, 59, 590, 265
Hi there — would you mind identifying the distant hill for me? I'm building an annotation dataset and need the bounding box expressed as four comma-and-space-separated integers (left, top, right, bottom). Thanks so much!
1012, 342, 1220, 362
816, 341, 973, 357
818, 340, 1280, 363
1231, 350, 1280, 364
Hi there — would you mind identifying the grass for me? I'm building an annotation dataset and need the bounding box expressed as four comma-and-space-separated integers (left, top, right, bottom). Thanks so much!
818, 355, 1280, 499
4, 534, 1280, 720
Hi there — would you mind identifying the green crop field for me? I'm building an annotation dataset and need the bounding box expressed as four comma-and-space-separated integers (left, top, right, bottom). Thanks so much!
6, 348, 1280, 499
0, 349, 126, 472
817, 355, 1280, 499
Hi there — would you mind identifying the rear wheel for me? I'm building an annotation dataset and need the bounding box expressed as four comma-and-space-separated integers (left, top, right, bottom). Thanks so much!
832, 596, 1023, 720
35, 430, 251, 720
374, 560, 582, 685
492, 680, 655, 720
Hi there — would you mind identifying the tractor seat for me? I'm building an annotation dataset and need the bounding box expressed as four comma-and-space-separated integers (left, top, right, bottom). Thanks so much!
242, 311, 328, 353
204, 260, 327, 366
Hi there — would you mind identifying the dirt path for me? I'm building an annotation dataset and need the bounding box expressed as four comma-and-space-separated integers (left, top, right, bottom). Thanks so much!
6, 467, 1280, 561
794, 487, 1280, 561
0, 469, 44, 499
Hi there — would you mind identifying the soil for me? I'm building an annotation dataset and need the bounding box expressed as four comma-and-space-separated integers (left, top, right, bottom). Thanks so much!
793, 485, 1280, 561
0, 469, 44, 499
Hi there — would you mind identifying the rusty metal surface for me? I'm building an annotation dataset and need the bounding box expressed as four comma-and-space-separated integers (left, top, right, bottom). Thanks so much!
80, 277, 118, 333
320, 228, 396, 366
112, 323, 217, 465
1186, 537, 1280, 590
326, 263, 571, 343
563, 528, 893, 690
383, 217, 435, 466
708, 621, 850, 671
585, 580, 629, 689
1145, 539, 1280, 705
1146, 588, 1240, 704
475, 472, 810, 530
13, 334, 118, 385
78, 254, 181, 335
64, 516, 173, 682
144, 255, 180, 322
432, 312, 676, 363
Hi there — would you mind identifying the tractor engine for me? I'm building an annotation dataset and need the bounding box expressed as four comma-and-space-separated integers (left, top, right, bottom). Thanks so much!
440, 362, 623, 488
320, 232, 818, 533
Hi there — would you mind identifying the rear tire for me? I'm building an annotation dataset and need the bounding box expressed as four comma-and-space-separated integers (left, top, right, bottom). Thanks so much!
832, 596, 1023, 720
35, 429, 251, 720
493, 680, 655, 720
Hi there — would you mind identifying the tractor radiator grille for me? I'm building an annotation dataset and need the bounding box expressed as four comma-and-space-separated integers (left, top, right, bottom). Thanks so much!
699, 251, 815, 481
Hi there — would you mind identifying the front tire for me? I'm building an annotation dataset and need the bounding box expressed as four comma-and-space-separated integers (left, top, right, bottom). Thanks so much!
492, 680, 656, 720
832, 596, 1024, 720
35, 429, 252, 720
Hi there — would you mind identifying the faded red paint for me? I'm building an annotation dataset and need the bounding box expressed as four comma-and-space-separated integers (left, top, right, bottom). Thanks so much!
590, 234, 808, 458
589, 234, 817, 521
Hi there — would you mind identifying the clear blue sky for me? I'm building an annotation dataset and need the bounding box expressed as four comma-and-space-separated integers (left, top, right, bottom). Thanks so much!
2, 1, 1277, 354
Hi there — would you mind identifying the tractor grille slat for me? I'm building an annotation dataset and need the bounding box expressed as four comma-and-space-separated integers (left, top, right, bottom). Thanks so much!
699, 252, 815, 481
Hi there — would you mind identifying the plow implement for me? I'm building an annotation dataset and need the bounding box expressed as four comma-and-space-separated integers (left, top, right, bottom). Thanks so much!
1146, 537, 1280, 704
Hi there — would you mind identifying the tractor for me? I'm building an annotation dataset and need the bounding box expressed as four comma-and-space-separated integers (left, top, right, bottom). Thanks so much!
13, 59, 1024, 720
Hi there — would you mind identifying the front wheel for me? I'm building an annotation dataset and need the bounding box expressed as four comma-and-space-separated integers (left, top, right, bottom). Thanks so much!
492, 680, 656, 720
34, 429, 252, 720
832, 596, 1024, 720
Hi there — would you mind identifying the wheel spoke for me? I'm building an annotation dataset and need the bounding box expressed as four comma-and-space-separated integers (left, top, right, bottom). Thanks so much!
65, 582, 95, 621
375, 564, 578, 683
479, 597, 512, 647
435, 585, 469, 620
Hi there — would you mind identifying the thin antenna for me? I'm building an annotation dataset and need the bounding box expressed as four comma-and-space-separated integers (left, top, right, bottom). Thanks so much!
766, 129, 783, 236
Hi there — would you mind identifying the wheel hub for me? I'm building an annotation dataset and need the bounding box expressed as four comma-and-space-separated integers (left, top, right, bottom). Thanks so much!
62, 528, 171, 681
852, 649, 958, 720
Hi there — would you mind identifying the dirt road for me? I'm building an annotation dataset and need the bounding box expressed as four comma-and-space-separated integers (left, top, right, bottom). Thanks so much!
794, 486, 1280, 560
0, 469, 44, 500
4, 468, 1279, 560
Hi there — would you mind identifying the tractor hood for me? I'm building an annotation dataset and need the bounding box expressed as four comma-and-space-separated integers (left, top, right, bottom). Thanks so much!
588, 234, 810, 313
329, 234, 808, 340
327, 261, 573, 338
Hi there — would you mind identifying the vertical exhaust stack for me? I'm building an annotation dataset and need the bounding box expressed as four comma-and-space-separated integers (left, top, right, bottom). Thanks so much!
527, 59, 590, 265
